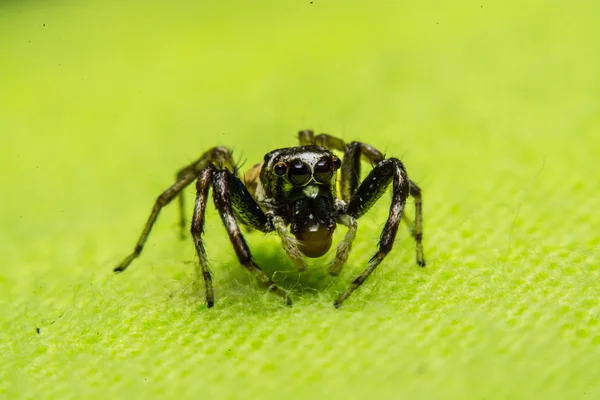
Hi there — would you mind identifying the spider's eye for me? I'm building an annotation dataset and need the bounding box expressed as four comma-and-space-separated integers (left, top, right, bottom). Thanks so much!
273, 161, 287, 176
314, 158, 334, 183
288, 162, 311, 186
332, 156, 341, 170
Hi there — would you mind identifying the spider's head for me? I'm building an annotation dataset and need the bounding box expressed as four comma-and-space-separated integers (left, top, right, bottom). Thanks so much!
261, 145, 342, 257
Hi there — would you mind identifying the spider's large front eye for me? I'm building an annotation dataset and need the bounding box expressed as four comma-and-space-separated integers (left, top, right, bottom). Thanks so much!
273, 161, 287, 176
314, 158, 334, 183
288, 162, 311, 186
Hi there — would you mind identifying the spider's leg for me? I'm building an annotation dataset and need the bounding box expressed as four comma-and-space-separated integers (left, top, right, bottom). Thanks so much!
398, 180, 425, 266
334, 158, 411, 308
408, 180, 425, 266
114, 171, 199, 273
328, 212, 358, 276
298, 131, 384, 201
298, 129, 346, 150
301, 131, 403, 276
327, 140, 383, 274
176, 146, 235, 239
338, 141, 385, 202
190, 167, 216, 307
210, 168, 291, 306
327, 141, 385, 275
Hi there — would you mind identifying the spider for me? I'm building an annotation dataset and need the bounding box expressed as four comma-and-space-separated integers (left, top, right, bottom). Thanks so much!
113, 130, 425, 308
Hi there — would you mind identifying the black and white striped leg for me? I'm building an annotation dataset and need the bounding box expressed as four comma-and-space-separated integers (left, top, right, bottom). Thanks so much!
176, 146, 236, 239
191, 165, 290, 307
334, 158, 409, 308
327, 137, 424, 267
190, 167, 215, 307
300, 129, 425, 306
339, 141, 385, 202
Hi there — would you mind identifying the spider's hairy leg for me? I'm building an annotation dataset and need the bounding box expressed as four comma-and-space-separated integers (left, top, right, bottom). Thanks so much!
113, 171, 199, 273
333, 158, 411, 308
338, 141, 385, 202
176, 146, 236, 239
298, 130, 385, 201
406, 180, 425, 266
398, 181, 425, 267
190, 167, 215, 306
345, 140, 425, 267
328, 212, 358, 276
272, 215, 307, 272
209, 168, 291, 306
298, 129, 347, 150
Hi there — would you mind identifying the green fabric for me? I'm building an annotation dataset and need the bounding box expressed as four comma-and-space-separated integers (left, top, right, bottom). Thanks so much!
1, 1, 598, 398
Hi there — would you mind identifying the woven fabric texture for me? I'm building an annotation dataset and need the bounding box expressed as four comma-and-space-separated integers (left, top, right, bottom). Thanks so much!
1, 1, 598, 399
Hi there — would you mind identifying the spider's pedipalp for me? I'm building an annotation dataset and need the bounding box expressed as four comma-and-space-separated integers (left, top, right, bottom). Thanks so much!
272, 215, 307, 271
328, 214, 358, 277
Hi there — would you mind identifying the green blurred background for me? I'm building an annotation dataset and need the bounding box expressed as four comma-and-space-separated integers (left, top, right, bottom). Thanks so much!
1, 0, 599, 398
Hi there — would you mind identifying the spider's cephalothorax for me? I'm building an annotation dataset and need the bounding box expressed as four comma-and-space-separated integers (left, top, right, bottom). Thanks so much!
257, 145, 342, 258
113, 130, 425, 308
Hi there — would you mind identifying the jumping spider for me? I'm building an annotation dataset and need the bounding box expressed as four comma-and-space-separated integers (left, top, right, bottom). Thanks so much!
114, 130, 425, 308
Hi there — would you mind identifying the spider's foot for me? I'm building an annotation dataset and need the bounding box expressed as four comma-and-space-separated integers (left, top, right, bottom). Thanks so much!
333, 293, 348, 308
416, 245, 426, 267
113, 249, 140, 274
113, 259, 131, 273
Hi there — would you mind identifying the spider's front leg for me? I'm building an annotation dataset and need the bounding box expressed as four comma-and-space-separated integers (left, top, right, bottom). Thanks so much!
300, 130, 425, 273
299, 129, 384, 201
191, 164, 291, 308
334, 157, 423, 308
176, 147, 236, 239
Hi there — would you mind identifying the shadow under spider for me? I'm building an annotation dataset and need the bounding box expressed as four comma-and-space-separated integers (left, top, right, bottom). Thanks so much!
217, 240, 339, 298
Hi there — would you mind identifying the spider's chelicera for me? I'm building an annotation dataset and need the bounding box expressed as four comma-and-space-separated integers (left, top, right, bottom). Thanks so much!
114, 130, 425, 308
